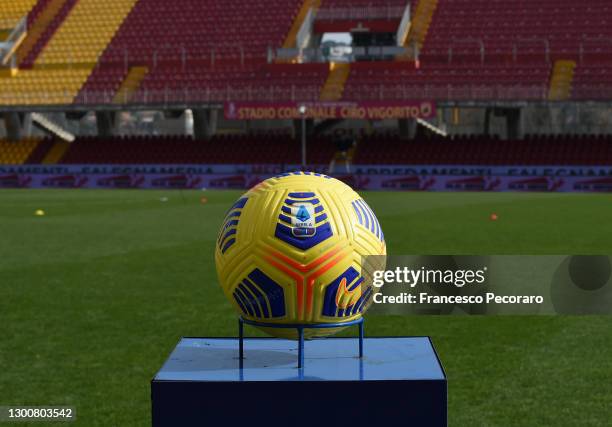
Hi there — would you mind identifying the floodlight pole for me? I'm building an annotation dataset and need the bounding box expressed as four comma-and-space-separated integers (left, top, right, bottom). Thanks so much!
301, 118, 306, 169
299, 105, 307, 169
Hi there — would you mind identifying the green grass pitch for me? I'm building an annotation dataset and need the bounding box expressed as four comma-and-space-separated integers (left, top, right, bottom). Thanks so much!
1, 189, 611, 426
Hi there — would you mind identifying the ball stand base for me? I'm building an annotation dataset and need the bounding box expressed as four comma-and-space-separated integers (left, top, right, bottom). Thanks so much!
152, 336, 447, 426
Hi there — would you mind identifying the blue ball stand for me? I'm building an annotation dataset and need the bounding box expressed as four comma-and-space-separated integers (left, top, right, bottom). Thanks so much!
238, 317, 365, 369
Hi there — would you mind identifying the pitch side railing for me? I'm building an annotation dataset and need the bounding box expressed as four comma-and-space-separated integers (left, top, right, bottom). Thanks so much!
45, 40, 567, 71
512, 38, 551, 64
5, 83, 612, 105
0, 17, 27, 67
447, 38, 485, 65
578, 37, 612, 65
0, 83, 561, 106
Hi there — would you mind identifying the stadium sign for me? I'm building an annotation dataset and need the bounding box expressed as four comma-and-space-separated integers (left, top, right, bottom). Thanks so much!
224, 101, 436, 120
0, 174, 607, 192
2, 170, 612, 192
3, 164, 612, 177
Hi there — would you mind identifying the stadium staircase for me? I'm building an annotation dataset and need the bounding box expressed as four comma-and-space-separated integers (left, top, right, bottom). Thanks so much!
319, 62, 349, 101
40, 139, 70, 163
112, 66, 148, 103
16, 0, 77, 67
281, 0, 321, 49
548, 60, 576, 100
329, 142, 357, 173
24, 137, 54, 163
406, 0, 438, 50
25, 0, 55, 29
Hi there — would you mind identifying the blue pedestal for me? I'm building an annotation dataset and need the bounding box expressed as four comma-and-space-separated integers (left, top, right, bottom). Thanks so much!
152, 337, 447, 426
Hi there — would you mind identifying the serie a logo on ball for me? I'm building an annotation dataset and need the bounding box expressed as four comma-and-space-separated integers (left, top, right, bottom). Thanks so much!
215, 172, 386, 338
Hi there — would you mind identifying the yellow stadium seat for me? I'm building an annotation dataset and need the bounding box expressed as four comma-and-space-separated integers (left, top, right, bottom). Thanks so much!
0, 0, 37, 28
0, 0, 138, 106
0, 139, 40, 164
36, 0, 139, 66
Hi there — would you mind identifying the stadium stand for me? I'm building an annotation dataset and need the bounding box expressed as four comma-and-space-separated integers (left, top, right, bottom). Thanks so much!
4, 134, 607, 166
1, 0, 137, 105
418, 0, 612, 100
573, 65, 612, 100
353, 135, 612, 165
1, 0, 612, 104
0, 138, 40, 164
129, 63, 329, 104
56, 134, 337, 165
422, 0, 612, 62
0, 68, 91, 105
35, 0, 138, 66
2, 0, 612, 173
0, 0, 36, 28
342, 61, 550, 101
337, 0, 612, 102
79, 0, 306, 103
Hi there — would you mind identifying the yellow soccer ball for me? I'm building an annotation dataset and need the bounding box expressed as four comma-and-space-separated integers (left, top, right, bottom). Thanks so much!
214, 172, 386, 338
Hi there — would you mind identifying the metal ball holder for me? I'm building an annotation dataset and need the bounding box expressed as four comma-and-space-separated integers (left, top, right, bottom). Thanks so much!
238, 317, 365, 369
